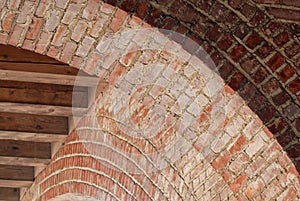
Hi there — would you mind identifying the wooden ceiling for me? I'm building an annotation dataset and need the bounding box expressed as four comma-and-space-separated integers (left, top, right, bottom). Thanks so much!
0, 45, 100, 201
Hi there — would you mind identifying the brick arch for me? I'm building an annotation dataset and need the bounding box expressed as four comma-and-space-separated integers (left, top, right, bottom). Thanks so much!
1, 0, 300, 200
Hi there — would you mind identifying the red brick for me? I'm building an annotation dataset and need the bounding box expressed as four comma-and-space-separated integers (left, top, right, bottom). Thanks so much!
26, 18, 44, 40
8, 24, 24, 46
262, 78, 279, 94
222, 170, 232, 183
210, 2, 227, 21
277, 66, 295, 83
241, 57, 258, 73
52, 25, 69, 47
22, 39, 35, 51
288, 78, 300, 94
244, 179, 264, 199
266, 53, 284, 71
35, 0, 50, 17
274, 32, 289, 47
258, 106, 276, 123
62, 3, 81, 24
230, 173, 247, 193
76, 36, 95, 57
8, 0, 21, 9
83, 0, 102, 20
219, 61, 234, 81
250, 11, 268, 26
228, 0, 243, 9
239, 3, 256, 18
277, 130, 295, 148
212, 151, 230, 171
88, 13, 109, 38
252, 67, 268, 83
2, 12, 15, 33
85, 52, 103, 74
109, 8, 128, 32
253, 0, 279, 3
245, 32, 263, 49
233, 23, 250, 39
71, 20, 88, 42
229, 135, 247, 155
283, 0, 300, 7
256, 42, 274, 59
217, 34, 234, 51
16, 1, 34, 24
278, 187, 297, 201
268, 118, 288, 134
45, 10, 61, 32
267, 7, 300, 22
47, 46, 60, 58
228, 72, 246, 91
206, 25, 222, 42
60, 41, 77, 63
248, 93, 266, 111
0, 33, 8, 44
55, 0, 69, 9
120, 0, 136, 12
35, 32, 52, 54
230, 46, 247, 62
285, 42, 300, 57
136, 1, 149, 19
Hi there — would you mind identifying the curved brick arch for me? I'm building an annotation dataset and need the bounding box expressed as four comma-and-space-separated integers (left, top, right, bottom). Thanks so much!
0, 0, 300, 200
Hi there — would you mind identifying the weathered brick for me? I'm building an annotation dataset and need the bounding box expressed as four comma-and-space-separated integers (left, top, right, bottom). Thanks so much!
256, 42, 274, 58
229, 173, 247, 193
8, 24, 24, 46
60, 41, 77, 63
262, 78, 279, 94
229, 135, 247, 155
212, 151, 230, 171
217, 34, 234, 51
277, 65, 295, 83
109, 8, 128, 32
2, 11, 15, 33
16, 1, 35, 24
76, 36, 95, 57
52, 25, 69, 47
62, 3, 81, 24
7, 0, 21, 9
0, 33, 8, 44
71, 20, 88, 42
245, 32, 263, 49
35, 0, 50, 17
45, 10, 61, 32
244, 179, 264, 199
288, 78, 300, 94
228, 72, 246, 91
267, 53, 285, 71
230, 46, 247, 62
26, 18, 44, 40
83, 0, 102, 20
267, 7, 300, 22
35, 32, 52, 54
136, 0, 149, 19
274, 32, 289, 47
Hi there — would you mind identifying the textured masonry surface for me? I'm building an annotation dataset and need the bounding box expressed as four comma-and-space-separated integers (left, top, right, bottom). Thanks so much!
0, 0, 299, 200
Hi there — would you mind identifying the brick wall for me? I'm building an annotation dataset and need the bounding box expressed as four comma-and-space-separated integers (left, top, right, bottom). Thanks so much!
0, 0, 299, 200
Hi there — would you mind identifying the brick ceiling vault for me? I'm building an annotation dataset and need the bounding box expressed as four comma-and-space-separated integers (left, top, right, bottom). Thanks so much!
0, 0, 300, 200
102, 0, 300, 168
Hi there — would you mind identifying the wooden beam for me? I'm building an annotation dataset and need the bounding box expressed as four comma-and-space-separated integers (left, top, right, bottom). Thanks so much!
0, 140, 51, 159
0, 156, 50, 167
0, 69, 103, 87
0, 180, 33, 188
0, 187, 19, 201
0, 165, 34, 182
0, 102, 87, 116
0, 130, 67, 142
0, 80, 88, 108
0, 112, 68, 134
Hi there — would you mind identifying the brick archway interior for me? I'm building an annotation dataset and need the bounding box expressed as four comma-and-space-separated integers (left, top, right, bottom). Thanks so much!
0, 0, 299, 200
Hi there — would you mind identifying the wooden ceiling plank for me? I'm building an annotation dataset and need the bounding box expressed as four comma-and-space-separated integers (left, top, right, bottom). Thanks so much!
0, 165, 34, 181
0, 139, 51, 159
0, 102, 87, 116
0, 180, 33, 188
0, 156, 50, 167
0, 86, 88, 108
0, 61, 77, 75
0, 112, 69, 134
0, 187, 20, 201
0, 69, 103, 87
0, 130, 67, 142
